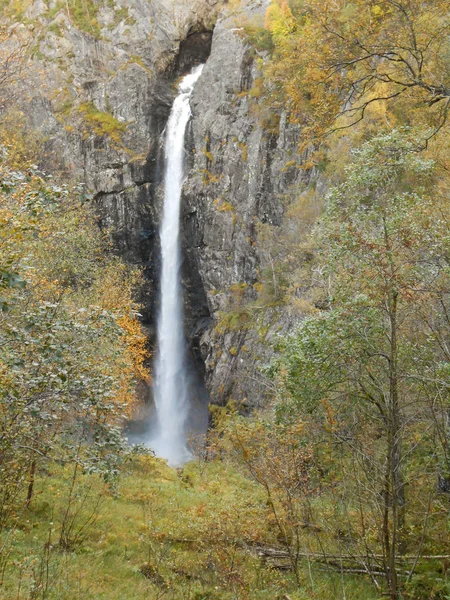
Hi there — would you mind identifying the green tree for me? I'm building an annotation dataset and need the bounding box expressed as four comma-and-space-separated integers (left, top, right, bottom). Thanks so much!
0, 133, 148, 521
268, 129, 450, 599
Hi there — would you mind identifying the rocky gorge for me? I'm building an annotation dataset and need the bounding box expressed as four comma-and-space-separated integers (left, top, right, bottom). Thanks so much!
10, 0, 312, 410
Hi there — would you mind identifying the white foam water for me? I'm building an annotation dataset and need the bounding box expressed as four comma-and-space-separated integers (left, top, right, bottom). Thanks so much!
151, 64, 204, 466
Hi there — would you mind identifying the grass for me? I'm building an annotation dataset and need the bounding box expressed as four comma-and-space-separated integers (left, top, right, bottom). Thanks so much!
0, 0, 32, 20
0, 0, 134, 36
0, 454, 382, 600
78, 102, 127, 142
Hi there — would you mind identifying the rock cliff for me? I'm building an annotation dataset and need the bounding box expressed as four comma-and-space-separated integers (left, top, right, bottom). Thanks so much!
8, 0, 312, 408
182, 3, 311, 406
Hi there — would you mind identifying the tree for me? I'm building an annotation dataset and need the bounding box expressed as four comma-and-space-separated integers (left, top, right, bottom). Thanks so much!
0, 26, 29, 116
226, 414, 315, 585
268, 129, 450, 599
0, 131, 148, 520
264, 0, 450, 150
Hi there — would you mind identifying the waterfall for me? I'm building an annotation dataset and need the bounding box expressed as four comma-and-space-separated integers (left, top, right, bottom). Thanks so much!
151, 64, 204, 466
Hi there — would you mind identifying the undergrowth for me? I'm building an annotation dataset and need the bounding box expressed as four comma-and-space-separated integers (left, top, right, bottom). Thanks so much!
0, 455, 381, 599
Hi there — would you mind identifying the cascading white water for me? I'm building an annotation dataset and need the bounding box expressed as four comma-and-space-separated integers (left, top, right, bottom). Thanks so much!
151, 64, 204, 466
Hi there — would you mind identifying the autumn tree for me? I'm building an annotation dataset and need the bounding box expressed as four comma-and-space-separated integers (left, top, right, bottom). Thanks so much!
225, 414, 315, 584
264, 0, 450, 149
0, 132, 148, 519
268, 129, 450, 599
0, 26, 29, 116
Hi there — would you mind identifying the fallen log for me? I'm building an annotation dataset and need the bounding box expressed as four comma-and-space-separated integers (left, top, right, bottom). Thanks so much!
251, 545, 450, 562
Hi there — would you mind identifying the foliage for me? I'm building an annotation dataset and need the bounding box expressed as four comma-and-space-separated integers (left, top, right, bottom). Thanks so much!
78, 102, 128, 143
0, 129, 148, 522
0, 452, 382, 599
267, 129, 450, 599
242, 17, 274, 53
224, 413, 316, 584
0, 26, 29, 114
262, 0, 450, 154
254, 188, 321, 310
66, 0, 101, 37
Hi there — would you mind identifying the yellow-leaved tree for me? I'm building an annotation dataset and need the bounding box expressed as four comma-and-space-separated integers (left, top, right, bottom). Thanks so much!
264, 0, 450, 152
0, 127, 149, 519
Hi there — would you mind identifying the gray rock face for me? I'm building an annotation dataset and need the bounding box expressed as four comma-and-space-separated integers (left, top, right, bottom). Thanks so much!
181, 4, 310, 406
21, 0, 221, 322
12, 0, 311, 408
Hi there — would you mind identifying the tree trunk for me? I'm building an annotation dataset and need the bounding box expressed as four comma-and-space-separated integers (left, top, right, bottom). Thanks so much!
26, 458, 36, 507
386, 288, 405, 599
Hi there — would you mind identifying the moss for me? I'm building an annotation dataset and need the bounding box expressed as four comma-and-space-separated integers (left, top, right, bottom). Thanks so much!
201, 169, 222, 185
57, 98, 74, 118
114, 6, 130, 23
238, 141, 248, 162
249, 77, 264, 99
281, 160, 297, 172
78, 102, 127, 142
203, 148, 214, 163
31, 46, 45, 61
108, 5, 135, 30
262, 111, 281, 135
216, 200, 235, 213
215, 309, 252, 334
213, 198, 235, 213
47, 21, 64, 37
66, 0, 101, 38
0, 0, 32, 20
230, 282, 248, 294
47, 1, 64, 19
126, 54, 151, 72
0, 0, 123, 34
